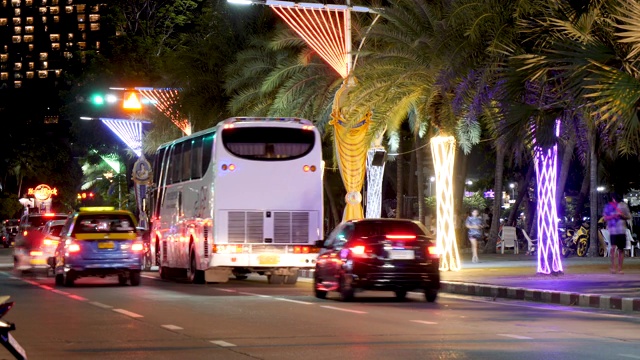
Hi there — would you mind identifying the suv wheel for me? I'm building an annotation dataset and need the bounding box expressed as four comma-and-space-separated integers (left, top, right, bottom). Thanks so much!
55, 273, 64, 286
339, 273, 354, 302
118, 274, 128, 286
64, 273, 75, 287
313, 275, 327, 299
394, 290, 407, 300
425, 288, 438, 303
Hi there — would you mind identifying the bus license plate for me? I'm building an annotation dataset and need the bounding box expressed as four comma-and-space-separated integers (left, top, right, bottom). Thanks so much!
258, 254, 280, 265
389, 250, 415, 260
98, 241, 115, 249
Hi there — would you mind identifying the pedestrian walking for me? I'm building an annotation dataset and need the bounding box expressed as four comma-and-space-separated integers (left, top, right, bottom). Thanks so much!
466, 209, 483, 263
603, 193, 631, 274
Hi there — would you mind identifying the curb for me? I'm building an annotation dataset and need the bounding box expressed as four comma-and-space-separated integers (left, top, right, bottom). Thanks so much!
441, 281, 640, 313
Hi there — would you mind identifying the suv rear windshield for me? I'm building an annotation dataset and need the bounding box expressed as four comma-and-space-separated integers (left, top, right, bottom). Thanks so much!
222, 127, 315, 161
353, 221, 427, 240
26, 215, 68, 229
73, 214, 136, 234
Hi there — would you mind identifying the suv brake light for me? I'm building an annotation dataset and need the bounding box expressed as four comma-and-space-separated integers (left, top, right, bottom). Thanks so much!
68, 243, 81, 253
426, 245, 440, 258
386, 234, 417, 240
350, 245, 367, 256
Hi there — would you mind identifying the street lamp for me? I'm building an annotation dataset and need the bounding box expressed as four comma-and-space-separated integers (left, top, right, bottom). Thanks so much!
429, 176, 435, 197
509, 183, 515, 199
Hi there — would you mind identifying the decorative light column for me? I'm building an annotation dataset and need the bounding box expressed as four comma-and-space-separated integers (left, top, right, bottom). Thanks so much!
365, 147, 386, 218
535, 125, 563, 274
430, 135, 460, 271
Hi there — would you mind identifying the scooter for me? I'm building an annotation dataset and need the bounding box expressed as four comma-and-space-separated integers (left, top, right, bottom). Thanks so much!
561, 221, 590, 257
0, 296, 27, 360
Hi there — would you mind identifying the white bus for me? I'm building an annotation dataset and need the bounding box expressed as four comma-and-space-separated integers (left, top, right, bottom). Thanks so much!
150, 117, 323, 284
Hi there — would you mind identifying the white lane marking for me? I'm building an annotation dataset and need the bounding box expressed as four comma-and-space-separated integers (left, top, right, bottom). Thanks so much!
51, 289, 69, 295
217, 289, 237, 293
67, 294, 88, 301
39, 285, 53, 290
497, 334, 533, 340
619, 355, 640, 359
321, 306, 367, 314
113, 309, 144, 318
439, 293, 640, 320
238, 291, 271, 298
274, 297, 313, 305
411, 320, 438, 325
89, 301, 113, 309
211, 340, 236, 347
141, 275, 159, 280
161, 324, 184, 330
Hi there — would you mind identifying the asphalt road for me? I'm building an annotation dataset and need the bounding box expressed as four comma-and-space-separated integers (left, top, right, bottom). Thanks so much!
0, 261, 638, 360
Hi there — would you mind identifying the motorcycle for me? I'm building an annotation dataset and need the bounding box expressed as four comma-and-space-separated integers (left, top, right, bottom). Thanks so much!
0, 296, 27, 360
561, 221, 590, 257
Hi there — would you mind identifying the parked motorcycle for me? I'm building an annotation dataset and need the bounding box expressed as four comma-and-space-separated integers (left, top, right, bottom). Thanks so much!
0, 296, 27, 360
561, 221, 590, 257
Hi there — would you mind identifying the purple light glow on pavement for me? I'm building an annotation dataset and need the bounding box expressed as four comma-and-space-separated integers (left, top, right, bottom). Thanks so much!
535, 143, 563, 274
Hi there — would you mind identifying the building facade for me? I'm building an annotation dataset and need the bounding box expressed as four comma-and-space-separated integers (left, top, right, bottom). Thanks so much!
0, 0, 105, 91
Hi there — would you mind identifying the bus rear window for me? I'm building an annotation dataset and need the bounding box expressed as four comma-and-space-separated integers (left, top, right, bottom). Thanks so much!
222, 127, 315, 161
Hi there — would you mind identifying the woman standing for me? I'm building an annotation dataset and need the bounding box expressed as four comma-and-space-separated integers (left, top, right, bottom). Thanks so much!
466, 209, 483, 263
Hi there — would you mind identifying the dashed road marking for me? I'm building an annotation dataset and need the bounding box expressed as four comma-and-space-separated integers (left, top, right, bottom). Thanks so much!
22, 279, 39, 286
274, 297, 313, 305
141, 275, 159, 280
211, 340, 236, 347
619, 355, 640, 359
238, 291, 271, 298
39, 285, 53, 290
217, 289, 237, 293
411, 320, 438, 325
89, 301, 113, 309
497, 334, 533, 340
51, 289, 69, 295
321, 306, 367, 314
113, 309, 143, 318
67, 294, 88, 301
161, 324, 184, 330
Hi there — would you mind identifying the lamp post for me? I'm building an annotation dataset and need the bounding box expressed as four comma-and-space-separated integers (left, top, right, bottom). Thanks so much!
509, 183, 515, 200
429, 176, 435, 197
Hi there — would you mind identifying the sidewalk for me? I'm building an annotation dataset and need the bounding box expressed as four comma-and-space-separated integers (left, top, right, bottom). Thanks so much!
440, 253, 640, 313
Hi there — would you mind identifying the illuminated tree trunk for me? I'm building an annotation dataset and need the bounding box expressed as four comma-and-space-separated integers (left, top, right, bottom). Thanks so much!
535, 143, 564, 274
430, 136, 460, 271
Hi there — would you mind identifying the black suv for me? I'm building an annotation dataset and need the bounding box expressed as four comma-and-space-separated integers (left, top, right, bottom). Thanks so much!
314, 218, 440, 302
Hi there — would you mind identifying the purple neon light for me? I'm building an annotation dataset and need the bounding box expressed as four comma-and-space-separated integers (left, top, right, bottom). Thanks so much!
101, 118, 143, 157
534, 142, 563, 274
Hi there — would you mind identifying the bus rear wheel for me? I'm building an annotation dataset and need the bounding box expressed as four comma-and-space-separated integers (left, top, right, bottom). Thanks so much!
187, 247, 205, 284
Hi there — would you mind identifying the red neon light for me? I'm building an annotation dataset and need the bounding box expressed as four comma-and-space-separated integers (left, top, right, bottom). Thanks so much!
270, 6, 349, 78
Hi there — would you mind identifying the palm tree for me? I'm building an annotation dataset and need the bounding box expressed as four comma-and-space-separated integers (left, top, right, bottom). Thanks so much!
512, 0, 640, 257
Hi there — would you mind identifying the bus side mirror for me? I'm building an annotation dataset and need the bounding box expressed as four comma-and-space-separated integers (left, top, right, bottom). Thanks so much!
315, 239, 325, 248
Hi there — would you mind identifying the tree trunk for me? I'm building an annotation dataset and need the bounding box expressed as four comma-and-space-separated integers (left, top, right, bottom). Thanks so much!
408, 137, 417, 198
454, 148, 468, 245
416, 134, 426, 224
485, 146, 506, 253
556, 136, 576, 220
507, 164, 534, 226
396, 140, 404, 219
323, 176, 340, 231
573, 171, 590, 226
588, 131, 599, 257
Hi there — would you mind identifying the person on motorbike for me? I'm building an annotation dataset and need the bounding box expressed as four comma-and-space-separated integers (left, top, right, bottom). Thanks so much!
603, 192, 631, 274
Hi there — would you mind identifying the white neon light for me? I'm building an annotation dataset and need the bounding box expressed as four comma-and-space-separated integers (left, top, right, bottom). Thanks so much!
365, 148, 385, 218
100, 118, 143, 157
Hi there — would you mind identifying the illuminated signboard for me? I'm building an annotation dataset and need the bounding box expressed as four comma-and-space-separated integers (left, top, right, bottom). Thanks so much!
27, 184, 58, 201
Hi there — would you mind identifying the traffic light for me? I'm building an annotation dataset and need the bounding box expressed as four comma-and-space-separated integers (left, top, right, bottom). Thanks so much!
91, 94, 105, 105
122, 91, 142, 110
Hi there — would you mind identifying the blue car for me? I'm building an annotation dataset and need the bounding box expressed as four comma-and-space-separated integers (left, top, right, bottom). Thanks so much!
54, 208, 144, 287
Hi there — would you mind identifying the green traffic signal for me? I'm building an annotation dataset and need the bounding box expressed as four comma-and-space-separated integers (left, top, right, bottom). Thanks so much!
91, 94, 105, 105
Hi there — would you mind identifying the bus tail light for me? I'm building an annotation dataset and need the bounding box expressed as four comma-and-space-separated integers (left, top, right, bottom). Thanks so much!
213, 244, 243, 254
292, 246, 312, 254
221, 164, 236, 171
303, 165, 310, 172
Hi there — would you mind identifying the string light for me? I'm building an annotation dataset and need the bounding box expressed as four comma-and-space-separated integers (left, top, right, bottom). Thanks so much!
100, 118, 144, 157
270, 5, 349, 78
430, 136, 460, 271
136, 87, 191, 135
